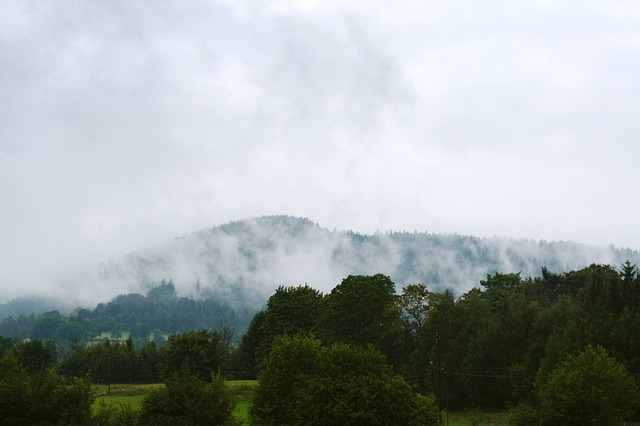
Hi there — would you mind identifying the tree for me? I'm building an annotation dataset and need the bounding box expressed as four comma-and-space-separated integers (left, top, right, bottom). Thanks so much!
30, 311, 64, 340
256, 284, 322, 366
538, 344, 639, 425
15, 339, 54, 373
0, 351, 30, 425
251, 334, 439, 426
317, 274, 398, 350
160, 330, 228, 381
236, 310, 267, 375
139, 366, 233, 426
0, 351, 94, 425
138, 341, 161, 383
398, 283, 437, 333
261, 285, 322, 338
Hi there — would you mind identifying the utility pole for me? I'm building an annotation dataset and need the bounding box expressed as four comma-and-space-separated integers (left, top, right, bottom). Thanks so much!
107, 350, 111, 395
436, 330, 448, 426
436, 331, 441, 411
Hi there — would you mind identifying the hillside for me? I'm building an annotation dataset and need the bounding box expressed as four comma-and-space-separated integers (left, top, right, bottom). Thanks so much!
47, 215, 640, 310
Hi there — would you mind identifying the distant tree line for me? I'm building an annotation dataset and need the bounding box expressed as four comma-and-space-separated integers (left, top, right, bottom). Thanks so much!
0, 280, 254, 353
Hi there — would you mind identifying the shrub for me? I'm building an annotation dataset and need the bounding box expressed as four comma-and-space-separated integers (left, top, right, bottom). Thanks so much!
139, 366, 233, 425
539, 345, 639, 425
0, 352, 94, 425
251, 334, 440, 425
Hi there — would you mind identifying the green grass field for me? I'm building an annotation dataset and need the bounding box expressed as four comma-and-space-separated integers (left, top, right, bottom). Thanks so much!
91, 383, 162, 413
445, 409, 510, 425
91, 381, 511, 425
227, 380, 258, 425
90, 380, 258, 424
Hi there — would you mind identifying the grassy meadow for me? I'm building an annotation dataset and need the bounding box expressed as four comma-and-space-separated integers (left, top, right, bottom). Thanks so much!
227, 380, 258, 425
91, 383, 162, 412
90, 381, 512, 425
91, 380, 258, 425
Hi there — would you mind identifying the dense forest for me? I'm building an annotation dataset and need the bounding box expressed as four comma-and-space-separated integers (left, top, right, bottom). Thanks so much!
44, 215, 640, 313
0, 280, 254, 356
2, 261, 640, 424
236, 262, 640, 424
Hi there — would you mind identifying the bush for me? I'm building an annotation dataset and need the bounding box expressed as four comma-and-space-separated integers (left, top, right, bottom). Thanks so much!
508, 402, 540, 426
510, 345, 640, 426
251, 334, 440, 425
92, 400, 141, 425
139, 366, 233, 425
539, 344, 639, 425
0, 352, 94, 425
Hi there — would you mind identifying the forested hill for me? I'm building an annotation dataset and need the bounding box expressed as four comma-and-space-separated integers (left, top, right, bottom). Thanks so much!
52, 215, 639, 309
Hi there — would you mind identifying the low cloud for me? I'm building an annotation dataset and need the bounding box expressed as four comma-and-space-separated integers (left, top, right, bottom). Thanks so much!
1, 1, 639, 298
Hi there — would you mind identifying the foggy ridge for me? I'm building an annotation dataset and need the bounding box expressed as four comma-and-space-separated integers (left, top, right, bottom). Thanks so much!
45, 215, 640, 310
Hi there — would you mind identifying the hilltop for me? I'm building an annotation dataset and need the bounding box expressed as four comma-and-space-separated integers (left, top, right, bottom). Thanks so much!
44, 215, 639, 312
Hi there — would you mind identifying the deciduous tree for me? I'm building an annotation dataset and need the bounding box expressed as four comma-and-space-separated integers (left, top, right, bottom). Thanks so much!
251, 334, 439, 426
538, 345, 639, 425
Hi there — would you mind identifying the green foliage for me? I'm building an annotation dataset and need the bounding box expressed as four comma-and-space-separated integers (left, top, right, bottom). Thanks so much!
398, 283, 437, 332
139, 366, 233, 426
508, 402, 541, 426
57, 339, 141, 384
236, 310, 267, 375
13, 338, 55, 373
92, 399, 141, 426
318, 274, 399, 351
251, 334, 440, 426
160, 329, 228, 382
0, 280, 253, 350
227, 380, 257, 425
0, 351, 94, 425
58, 327, 232, 386
7, 259, 640, 420
538, 344, 639, 425
250, 285, 323, 371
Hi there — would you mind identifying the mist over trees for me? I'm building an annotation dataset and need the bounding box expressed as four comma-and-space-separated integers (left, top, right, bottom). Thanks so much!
3, 216, 640, 423
24, 215, 639, 314
0, 280, 254, 352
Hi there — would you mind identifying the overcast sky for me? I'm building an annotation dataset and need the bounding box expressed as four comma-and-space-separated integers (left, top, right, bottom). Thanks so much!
2, 0, 640, 297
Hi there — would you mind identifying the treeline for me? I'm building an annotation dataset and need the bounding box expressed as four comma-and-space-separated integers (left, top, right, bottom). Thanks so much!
237, 262, 640, 420
0, 327, 233, 384
0, 328, 236, 425
3, 262, 640, 423
0, 280, 254, 352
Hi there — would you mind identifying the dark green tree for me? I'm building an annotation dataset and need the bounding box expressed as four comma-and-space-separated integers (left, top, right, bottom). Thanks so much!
538, 344, 639, 425
255, 284, 322, 367
0, 351, 94, 425
0, 351, 30, 425
160, 330, 228, 381
15, 339, 54, 373
251, 334, 439, 426
317, 274, 399, 351
30, 310, 64, 340
236, 310, 267, 375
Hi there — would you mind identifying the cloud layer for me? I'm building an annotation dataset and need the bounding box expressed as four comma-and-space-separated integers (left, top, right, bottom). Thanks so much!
2, 1, 640, 298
